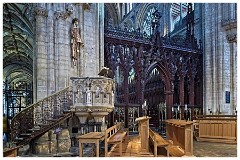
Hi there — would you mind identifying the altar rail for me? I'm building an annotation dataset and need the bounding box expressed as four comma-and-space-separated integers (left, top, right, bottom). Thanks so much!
195, 115, 237, 144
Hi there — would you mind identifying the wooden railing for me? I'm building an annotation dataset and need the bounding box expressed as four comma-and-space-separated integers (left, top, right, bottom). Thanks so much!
10, 86, 73, 144
195, 115, 237, 143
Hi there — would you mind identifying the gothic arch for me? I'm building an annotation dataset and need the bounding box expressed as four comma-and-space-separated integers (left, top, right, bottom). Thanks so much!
135, 3, 158, 31
104, 3, 120, 27
145, 61, 173, 119
145, 61, 172, 92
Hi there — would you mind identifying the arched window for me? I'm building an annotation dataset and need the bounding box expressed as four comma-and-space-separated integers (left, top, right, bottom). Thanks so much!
170, 3, 194, 32
142, 6, 158, 36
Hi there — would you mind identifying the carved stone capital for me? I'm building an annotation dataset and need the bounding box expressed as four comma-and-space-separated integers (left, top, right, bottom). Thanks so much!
227, 34, 237, 43
83, 3, 91, 10
222, 19, 237, 43
35, 7, 48, 17
222, 19, 237, 30
54, 11, 71, 20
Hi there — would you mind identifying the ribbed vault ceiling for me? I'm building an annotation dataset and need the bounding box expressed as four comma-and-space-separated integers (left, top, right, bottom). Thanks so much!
3, 3, 33, 88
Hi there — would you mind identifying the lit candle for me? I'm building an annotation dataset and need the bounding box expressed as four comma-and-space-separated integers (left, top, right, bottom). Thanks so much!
178, 105, 180, 111
185, 104, 187, 110
172, 107, 174, 112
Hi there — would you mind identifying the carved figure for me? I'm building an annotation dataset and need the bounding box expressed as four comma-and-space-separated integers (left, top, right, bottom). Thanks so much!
71, 18, 84, 66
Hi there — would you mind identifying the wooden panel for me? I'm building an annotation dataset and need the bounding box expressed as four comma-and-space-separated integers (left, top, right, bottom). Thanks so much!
196, 115, 237, 144
165, 119, 194, 156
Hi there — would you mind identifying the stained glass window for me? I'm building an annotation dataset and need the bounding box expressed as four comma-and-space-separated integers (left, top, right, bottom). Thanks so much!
142, 6, 157, 36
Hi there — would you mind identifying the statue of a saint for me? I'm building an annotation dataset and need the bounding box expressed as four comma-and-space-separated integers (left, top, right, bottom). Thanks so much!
71, 18, 84, 66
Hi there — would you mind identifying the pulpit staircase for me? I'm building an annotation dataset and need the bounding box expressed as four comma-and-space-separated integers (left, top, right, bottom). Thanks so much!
6, 86, 73, 155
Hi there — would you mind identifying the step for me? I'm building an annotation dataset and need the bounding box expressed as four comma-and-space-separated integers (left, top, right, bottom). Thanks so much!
20, 133, 32, 137
63, 110, 71, 113
15, 137, 24, 141
38, 123, 51, 127
28, 127, 41, 131
46, 118, 58, 122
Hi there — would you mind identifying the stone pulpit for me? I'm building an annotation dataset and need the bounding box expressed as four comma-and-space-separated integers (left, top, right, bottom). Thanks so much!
70, 77, 114, 134
135, 116, 151, 153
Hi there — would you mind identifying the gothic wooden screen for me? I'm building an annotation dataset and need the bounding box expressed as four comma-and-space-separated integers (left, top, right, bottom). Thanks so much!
104, 5, 202, 128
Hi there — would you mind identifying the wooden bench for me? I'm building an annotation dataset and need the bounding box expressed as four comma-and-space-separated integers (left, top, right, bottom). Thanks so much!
167, 144, 185, 157
149, 128, 170, 157
105, 123, 128, 157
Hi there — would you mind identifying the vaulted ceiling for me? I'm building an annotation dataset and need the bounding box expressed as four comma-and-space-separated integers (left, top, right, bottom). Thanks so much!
3, 3, 33, 88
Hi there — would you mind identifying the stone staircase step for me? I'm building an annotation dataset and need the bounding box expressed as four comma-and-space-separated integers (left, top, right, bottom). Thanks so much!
15, 137, 24, 141
37, 123, 51, 127
28, 127, 41, 131
20, 133, 32, 137
46, 118, 58, 122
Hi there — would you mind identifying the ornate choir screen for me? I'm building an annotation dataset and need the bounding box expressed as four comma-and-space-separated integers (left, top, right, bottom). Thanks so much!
104, 4, 202, 129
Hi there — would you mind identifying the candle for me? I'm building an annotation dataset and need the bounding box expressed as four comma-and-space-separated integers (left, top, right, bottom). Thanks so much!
178, 105, 180, 111
172, 107, 174, 112
185, 104, 187, 110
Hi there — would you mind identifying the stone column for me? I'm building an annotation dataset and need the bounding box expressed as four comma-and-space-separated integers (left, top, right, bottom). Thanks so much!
169, 6, 173, 32
98, 3, 105, 72
230, 42, 237, 114
221, 3, 237, 115
77, 5, 86, 77
54, 9, 70, 90
46, 4, 55, 95
180, 3, 182, 25
83, 4, 99, 77
35, 5, 48, 101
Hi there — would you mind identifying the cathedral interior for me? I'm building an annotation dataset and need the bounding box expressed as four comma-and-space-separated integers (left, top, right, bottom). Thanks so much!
2, 3, 237, 157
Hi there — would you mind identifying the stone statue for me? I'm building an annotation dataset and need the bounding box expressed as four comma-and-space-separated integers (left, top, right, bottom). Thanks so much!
71, 18, 84, 66
86, 88, 91, 104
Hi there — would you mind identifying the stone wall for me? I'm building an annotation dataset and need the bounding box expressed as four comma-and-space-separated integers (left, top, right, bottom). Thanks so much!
202, 3, 237, 115
33, 3, 104, 101
33, 129, 71, 155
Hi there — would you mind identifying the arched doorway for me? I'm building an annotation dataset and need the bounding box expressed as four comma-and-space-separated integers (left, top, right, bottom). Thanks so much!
144, 67, 165, 128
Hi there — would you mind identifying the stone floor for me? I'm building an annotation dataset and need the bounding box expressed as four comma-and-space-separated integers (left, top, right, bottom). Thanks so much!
17, 135, 237, 157
65, 136, 237, 157
193, 140, 237, 157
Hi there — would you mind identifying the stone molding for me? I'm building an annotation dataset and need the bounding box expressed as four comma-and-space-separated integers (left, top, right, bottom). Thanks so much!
83, 3, 91, 10
35, 7, 48, 17
54, 11, 71, 20
222, 19, 237, 30
227, 34, 237, 43
222, 19, 237, 43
